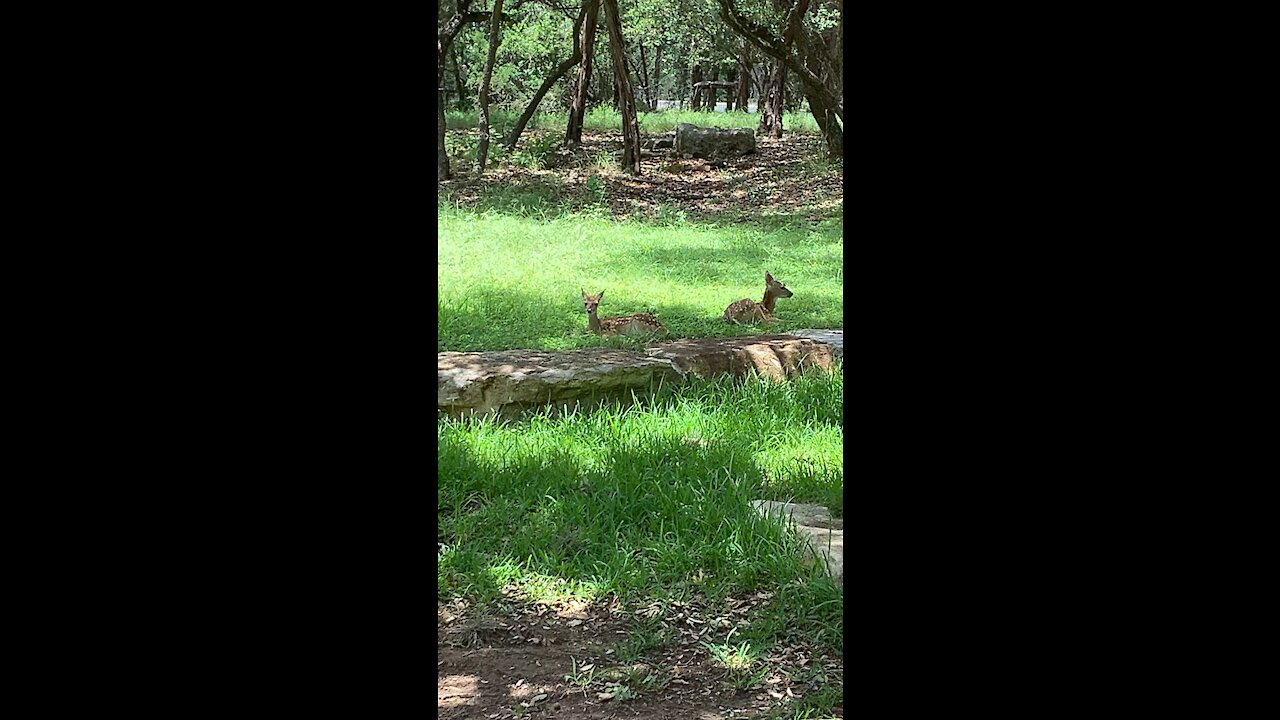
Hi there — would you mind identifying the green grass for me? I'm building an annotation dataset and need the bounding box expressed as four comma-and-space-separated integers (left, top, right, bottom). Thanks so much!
438, 205, 842, 352
438, 370, 843, 656
445, 107, 822, 135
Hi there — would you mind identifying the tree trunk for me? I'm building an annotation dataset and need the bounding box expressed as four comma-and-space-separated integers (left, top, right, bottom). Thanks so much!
602, 0, 641, 174
474, 0, 505, 173
805, 88, 842, 159
438, 62, 451, 179
690, 64, 703, 111
450, 46, 467, 110
736, 43, 752, 112
638, 44, 656, 111
506, 3, 589, 150
758, 57, 784, 138
707, 68, 718, 111
567, 0, 600, 144
437, 0, 450, 181
652, 46, 663, 110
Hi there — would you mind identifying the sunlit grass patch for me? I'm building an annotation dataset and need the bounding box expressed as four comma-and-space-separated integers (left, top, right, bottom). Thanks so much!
446, 107, 822, 135
438, 207, 842, 352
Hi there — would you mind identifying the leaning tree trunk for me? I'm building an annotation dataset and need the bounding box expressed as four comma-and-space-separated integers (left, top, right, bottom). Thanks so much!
758, 57, 784, 138
474, 0, 504, 173
602, 0, 640, 174
565, 0, 599, 148
506, 3, 589, 150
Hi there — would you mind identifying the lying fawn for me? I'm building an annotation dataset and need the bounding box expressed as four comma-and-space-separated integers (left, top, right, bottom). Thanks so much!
582, 290, 668, 336
723, 272, 793, 324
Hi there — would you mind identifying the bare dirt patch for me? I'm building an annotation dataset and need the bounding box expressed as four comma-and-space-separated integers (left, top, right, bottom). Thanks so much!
438, 593, 843, 720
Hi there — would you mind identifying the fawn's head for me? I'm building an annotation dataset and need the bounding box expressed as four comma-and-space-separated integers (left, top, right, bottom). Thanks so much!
765, 272, 794, 298
582, 289, 604, 313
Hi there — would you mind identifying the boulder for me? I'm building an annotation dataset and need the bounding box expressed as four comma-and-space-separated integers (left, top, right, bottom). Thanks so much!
674, 123, 755, 159
439, 348, 682, 418
645, 334, 833, 382
784, 329, 843, 360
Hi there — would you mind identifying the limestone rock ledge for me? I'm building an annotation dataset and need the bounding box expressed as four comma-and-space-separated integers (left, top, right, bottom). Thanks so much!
439, 348, 683, 418
644, 334, 833, 381
439, 335, 835, 418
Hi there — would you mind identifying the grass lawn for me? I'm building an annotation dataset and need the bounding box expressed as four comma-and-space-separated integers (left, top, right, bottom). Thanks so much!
438, 206, 842, 352
439, 369, 843, 644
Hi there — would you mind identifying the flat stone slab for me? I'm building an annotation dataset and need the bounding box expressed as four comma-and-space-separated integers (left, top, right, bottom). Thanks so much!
440, 335, 836, 417
752, 501, 844, 591
784, 329, 843, 360
439, 348, 682, 418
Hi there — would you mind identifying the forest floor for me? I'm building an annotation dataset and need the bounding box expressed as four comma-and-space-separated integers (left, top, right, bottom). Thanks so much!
439, 128, 843, 228
439, 592, 843, 720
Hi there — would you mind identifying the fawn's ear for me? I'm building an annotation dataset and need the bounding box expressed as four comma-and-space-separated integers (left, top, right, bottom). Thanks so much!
765, 271, 774, 282
581, 289, 586, 298
598, 290, 605, 299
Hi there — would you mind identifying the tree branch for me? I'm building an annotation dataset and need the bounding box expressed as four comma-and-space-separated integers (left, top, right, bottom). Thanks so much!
715, 0, 841, 120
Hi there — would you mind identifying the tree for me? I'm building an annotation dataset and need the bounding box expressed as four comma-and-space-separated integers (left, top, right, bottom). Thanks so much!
438, 0, 504, 180
564, 0, 599, 148
602, 0, 641, 174
716, 0, 844, 157
505, 2, 592, 150
475, 0, 506, 173
735, 40, 752, 112
759, 58, 784, 137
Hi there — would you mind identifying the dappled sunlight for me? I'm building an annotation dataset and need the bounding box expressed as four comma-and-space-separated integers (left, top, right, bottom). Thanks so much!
438, 674, 479, 708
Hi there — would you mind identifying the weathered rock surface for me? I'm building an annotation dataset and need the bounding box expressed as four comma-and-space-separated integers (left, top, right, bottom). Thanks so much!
675, 123, 755, 159
752, 501, 844, 591
785, 329, 843, 360
645, 334, 832, 382
439, 335, 834, 417
438, 349, 682, 418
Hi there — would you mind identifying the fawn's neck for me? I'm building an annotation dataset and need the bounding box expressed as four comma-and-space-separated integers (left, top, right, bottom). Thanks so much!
588, 309, 602, 332
761, 289, 779, 313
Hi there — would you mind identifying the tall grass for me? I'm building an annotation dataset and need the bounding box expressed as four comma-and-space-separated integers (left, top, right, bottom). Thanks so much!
445, 107, 821, 135
438, 369, 843, 653
438, 205, 843, 352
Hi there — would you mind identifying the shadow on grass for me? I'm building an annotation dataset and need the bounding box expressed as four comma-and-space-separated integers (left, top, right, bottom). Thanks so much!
438, 404, 843, 656
440, 177, 842, 234
439, 283, 590, 353
440, 430, 832, 591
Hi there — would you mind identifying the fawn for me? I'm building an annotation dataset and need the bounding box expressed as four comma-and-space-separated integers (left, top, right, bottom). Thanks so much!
723, 272, 793, 324
582, 290, 668, 336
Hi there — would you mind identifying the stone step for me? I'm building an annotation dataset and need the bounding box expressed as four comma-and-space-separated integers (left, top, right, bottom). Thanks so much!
752, 500, 844, 591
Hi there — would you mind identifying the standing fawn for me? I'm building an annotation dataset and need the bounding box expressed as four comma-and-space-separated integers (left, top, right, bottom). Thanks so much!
723, 272, 794, 324
582, 290, 668, 336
